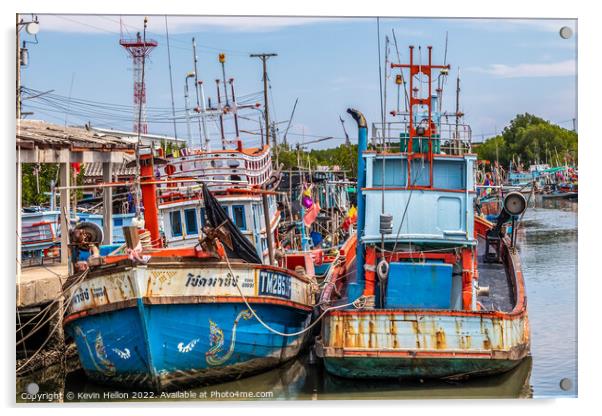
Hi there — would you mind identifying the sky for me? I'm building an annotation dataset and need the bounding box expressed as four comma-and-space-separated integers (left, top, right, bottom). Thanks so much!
19, 14, 577, 149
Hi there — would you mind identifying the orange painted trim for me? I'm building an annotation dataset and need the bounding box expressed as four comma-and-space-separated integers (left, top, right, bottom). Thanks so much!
63, 294, 312, 325
362, 150, 477, 158
225, 188, 280, 196
329, 305, 527, 320
362, 187, 476, 194
385, 252, 457, 264
337, 349, 495, 359
143, 295, 314, 311
103, 247, 216, 264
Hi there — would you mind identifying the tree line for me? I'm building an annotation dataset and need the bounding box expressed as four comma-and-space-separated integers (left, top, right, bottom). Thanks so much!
475, 113, 577, 168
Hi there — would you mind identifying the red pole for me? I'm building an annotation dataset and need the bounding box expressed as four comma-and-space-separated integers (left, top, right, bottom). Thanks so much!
428, 46, 434, 188
407, 46, 414, 188
140, 153, 162, 248
363, 245, 377, 297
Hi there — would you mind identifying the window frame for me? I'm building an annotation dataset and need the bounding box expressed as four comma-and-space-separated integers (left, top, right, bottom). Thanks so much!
184, 207, 199, 236
231, 205, 247, 230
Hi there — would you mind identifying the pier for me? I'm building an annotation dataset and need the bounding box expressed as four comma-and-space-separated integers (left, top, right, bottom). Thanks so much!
16, 120, 135, 371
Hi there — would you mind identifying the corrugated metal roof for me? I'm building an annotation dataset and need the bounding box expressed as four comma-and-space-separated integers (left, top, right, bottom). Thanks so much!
16, 120, 136, 151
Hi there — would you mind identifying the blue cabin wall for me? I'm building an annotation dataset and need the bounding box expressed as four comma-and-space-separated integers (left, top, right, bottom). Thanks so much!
362, 154, 476, 245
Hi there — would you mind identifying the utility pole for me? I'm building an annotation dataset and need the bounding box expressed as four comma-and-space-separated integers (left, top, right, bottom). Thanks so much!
16, 14, 21, 120
250, 53, 277, 148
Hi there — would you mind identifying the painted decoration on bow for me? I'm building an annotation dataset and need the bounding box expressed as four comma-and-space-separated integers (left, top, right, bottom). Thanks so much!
205, 309, 253, 366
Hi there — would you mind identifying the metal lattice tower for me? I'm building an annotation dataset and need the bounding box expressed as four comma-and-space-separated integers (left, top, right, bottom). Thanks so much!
120, 31, 158, 134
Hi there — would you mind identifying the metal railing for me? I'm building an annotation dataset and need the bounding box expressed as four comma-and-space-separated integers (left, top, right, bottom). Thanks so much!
371, 119, 472, 156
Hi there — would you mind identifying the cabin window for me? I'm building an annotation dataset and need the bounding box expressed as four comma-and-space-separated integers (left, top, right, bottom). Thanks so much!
170, 210, 183, 237
184, 208, 198, 235
200, 208, 206, 228
232, 205, 246, 230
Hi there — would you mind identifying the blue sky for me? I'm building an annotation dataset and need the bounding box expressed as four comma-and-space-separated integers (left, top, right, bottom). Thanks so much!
20, 15, 577, 149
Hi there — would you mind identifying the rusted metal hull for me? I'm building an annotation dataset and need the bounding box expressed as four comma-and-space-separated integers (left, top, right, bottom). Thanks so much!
63, 261, 315, 390
317, 234, 530, 380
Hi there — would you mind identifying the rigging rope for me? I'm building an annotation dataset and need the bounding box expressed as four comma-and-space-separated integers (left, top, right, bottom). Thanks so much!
223, 252, 365, 338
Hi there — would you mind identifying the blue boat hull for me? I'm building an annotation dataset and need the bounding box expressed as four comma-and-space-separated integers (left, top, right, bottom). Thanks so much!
66, 302, 311, 390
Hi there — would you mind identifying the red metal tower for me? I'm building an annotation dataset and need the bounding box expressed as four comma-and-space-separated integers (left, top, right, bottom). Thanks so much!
391, 46, 450, 189
120, 23, 158, 135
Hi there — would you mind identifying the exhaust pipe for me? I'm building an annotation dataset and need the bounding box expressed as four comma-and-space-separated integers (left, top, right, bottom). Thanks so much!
346, 108, 373, 306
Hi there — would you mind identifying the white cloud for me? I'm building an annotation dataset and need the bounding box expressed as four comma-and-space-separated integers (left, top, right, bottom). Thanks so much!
36, 14, 356, 34
469, 59, 576, 78
445, 18, 577, 34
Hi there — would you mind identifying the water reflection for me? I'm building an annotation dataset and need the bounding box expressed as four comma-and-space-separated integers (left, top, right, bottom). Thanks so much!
17, 353, 533, 402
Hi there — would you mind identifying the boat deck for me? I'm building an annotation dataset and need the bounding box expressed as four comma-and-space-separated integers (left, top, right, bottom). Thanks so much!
476, 237, 515, 312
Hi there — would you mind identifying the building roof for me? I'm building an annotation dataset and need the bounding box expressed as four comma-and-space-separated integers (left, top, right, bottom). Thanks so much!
16, 119, 136, 151
90, 127, 186, 144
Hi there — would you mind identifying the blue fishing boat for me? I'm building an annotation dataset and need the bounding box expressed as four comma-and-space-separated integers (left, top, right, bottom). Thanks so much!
316, 46, 530, 380
63, 149, 319, 390
21, 207, 135, 266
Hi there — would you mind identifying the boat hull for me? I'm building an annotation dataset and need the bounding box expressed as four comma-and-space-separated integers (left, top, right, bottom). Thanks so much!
322, 356, 524, 380
317, 227, 530, 380
64, 262, 314, 390
66, 302, 310, 390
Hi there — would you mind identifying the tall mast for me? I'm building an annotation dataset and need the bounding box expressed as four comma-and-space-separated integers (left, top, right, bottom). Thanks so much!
250, 53, 277, 148
192, 38, 209, 149
120, 17, 157, 216
119, 18, 157, 136
455, 68, 461, 155
215, 79, 226, 147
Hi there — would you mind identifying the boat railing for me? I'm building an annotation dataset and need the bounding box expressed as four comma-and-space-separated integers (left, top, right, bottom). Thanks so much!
370, 120, 472, 155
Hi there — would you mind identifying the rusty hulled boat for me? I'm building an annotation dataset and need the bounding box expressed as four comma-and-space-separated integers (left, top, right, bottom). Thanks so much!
316, 46, 530, 380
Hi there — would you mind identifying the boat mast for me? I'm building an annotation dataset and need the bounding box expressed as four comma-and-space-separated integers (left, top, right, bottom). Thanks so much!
455, 68, 461, 155
192, 38, 209, 149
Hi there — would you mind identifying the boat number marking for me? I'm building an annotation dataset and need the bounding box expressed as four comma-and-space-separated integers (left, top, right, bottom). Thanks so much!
258, 271, 291, 300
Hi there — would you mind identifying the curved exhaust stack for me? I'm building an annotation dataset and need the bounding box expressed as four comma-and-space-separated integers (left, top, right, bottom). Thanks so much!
346, 108, 373, 307
347, 108, 367, 129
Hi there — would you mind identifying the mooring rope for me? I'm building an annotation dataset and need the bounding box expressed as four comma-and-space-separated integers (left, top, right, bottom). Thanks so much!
223, 252, 365, 338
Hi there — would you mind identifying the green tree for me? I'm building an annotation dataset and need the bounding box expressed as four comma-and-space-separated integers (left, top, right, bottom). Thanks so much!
476, 113, 577, 167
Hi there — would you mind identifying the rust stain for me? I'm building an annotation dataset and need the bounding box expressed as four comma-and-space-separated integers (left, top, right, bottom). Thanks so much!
435, 329, 447, 349
459, 335, 472, 350
145, 274, 153, 297
334, 322, 343, 347
454, 318, 462, 335
390, 320, 397, 335
345, 319, 355, 348
496, 320, 505, 349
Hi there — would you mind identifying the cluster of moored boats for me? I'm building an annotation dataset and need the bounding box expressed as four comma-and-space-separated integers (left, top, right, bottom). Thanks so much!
21, 45, 532, 391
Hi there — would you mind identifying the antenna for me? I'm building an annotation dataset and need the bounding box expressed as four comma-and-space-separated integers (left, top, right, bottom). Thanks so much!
119, 18, 158, 135
282, 98, 299, 147
339, 115, 350, 146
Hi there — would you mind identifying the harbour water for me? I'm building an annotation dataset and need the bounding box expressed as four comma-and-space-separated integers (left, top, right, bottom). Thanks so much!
17, 198, 577, 401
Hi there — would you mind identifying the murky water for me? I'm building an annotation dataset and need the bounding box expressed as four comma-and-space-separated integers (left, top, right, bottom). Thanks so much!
515, 197, 578, 398
17, 198, 577, 402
